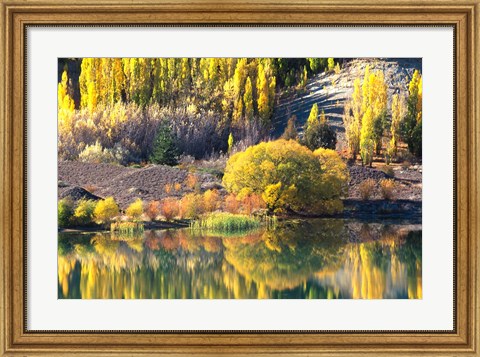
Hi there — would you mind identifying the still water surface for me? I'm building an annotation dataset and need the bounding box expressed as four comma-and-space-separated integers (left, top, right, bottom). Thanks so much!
58, 219, 422, 299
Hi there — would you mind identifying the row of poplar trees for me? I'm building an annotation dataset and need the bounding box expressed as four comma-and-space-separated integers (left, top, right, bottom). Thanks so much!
343, 66, 422, 165
61, 58, 278, 128
59, 58, 333, 130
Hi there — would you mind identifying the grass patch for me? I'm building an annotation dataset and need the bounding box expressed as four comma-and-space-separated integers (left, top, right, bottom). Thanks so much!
190, 212, 264, 233
110, 221, 144, 235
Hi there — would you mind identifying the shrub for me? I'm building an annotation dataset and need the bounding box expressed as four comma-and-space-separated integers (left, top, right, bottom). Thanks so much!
126, 198, 143, 221
77, 141, 131, 165
73, 199, 96, 226
358, 179, 376, 200
304, 110, 337, 151
164, 183, 173, 194
379, 179, 396, 200
174, 183, 182, 192
241, 193, 265, 215
203, 189, 220, 213
225, 193, 240, 214
179, 193, 203, 219
311, 199, 344, 215
160, 197, 180, 221
313, 148, 349, 197
327, 58, 335, 71
334, 62, 341, 74
281, 115, 298, 140
78, 141, 116, 164
94, 197, 119, 225
223, 139, 347, 214
145, 200, 160, 221
84, 184, 97, 193
185, 174, 198, 190
58, 198, 74, 227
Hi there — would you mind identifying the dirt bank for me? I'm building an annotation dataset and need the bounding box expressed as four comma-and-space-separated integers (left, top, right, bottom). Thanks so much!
59, 160, 421, 219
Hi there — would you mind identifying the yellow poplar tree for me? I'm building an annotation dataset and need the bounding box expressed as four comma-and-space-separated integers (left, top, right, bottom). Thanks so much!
79, 58, 100, 112
58, 69, 75, 135
232, 58, 247, 124
256, 62, 275, 127
388, 93, 405, 158
360, 107, 375, 166
58, 70, 75, 111
307, 103, 319, 127
402, 70, 422, 156
243, 76, 254, 122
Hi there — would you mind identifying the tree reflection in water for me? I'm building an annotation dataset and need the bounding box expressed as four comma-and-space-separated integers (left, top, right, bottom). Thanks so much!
58, 219, 422, 299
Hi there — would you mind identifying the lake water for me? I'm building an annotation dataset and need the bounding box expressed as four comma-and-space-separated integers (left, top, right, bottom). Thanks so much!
58, 219, 422, 299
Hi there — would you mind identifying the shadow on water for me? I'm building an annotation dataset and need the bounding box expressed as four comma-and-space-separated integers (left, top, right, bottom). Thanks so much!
58, 219, 422, 299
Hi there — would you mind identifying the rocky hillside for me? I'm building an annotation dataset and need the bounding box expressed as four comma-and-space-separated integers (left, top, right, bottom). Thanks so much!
58, 161, 221, 209
59, 159, 422, 212
272, 58, 422, 151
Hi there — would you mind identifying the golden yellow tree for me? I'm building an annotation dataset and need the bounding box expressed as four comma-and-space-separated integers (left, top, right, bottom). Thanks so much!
360, 107, 375, 166
256, 61, 276, 127
126, 198, 144, 221
94, 197, 120, 225
388, 93, 405, 159
344, 65, 388, 160
243, 76, 254, 122
401, 69, 422, 156
223, 139, 347, 214
58, 69, 75, 136
203, 189, 220, 212
232, 58, 247, 125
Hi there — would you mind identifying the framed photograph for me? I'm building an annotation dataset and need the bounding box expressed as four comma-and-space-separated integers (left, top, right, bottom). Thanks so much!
1, 0, 478, 355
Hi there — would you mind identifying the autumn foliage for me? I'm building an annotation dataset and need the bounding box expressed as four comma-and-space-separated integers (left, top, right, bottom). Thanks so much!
125, 198, 144, 221
160, 198, 180, 221
145, 200, 161, 221
343, 65, 422, 164
203, 189, 220, 213
93, 197, 120, 225
223, 139, 348, 214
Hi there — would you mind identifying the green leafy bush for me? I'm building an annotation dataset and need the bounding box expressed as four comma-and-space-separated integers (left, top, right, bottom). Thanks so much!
73, 199, 96, 226
58, 198, 74, 227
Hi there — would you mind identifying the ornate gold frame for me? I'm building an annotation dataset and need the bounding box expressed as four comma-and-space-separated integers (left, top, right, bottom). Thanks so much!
1, 0, 478, 355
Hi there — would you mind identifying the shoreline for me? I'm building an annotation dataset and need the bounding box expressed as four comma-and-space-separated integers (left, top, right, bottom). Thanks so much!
59, 199, 422, 233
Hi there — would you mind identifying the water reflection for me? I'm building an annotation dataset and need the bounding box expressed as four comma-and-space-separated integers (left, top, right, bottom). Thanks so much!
58, 219, 422, 299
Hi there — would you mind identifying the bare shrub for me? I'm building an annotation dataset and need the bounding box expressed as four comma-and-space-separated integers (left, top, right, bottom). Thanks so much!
380, 179, 396, 200
178, 193, 204, 219
185, 174, 198, 190
160, 198, 180, 221
224, 193, 240, 214
358, 179, 376, 200
145, 200, 161, 221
